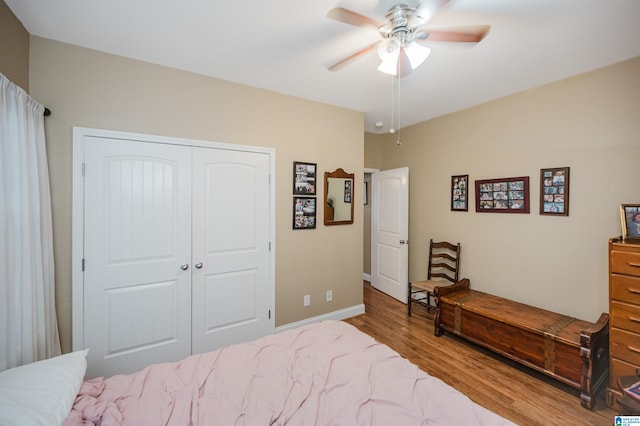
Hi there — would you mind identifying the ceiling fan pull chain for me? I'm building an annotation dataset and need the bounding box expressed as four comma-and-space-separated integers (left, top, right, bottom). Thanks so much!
396, 75, 401, 145
392, 75, 396, 133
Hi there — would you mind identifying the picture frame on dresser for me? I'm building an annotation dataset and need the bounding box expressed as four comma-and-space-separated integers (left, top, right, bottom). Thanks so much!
620, 204, 640, 241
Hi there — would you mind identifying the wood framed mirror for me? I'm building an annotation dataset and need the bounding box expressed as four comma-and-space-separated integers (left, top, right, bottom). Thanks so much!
324, 168, 355, 225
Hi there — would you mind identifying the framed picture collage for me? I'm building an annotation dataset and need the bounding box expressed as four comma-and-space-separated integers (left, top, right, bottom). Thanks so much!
450, 167, 570, 217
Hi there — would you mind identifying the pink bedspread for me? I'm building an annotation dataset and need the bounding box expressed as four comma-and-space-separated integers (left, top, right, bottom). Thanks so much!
63, 321, 514, 425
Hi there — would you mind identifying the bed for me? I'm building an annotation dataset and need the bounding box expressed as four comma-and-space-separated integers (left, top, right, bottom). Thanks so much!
0, 321, 514, 425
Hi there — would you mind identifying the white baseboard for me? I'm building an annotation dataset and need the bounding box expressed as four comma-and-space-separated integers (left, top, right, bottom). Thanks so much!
275, 304, 365, 333
362, 273, 371, 282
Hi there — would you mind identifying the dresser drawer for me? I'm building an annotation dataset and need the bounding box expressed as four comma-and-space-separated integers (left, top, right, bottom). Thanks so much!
611, 300, 640, 333
611, 250, 640, 276
611, 274, 640, 305
611, 327, 640, 365
610, 357, 639, 389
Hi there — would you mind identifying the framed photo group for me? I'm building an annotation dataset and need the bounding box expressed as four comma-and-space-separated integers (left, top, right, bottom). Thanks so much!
293, 161, 316, 196
540, 167, 569, 216
344, 180, 352, 203
475, 176, 530, 213
451, 167, 571, 216
451, 175, 468, 211
292, 161, 317, 229
293, 197, 317, 230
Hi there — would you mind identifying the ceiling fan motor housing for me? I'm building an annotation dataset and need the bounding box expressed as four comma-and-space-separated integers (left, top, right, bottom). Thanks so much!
379, 4, 425, 44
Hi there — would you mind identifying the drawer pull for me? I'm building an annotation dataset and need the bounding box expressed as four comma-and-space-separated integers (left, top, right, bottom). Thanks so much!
629, 288, 640, 295
630, 346, 640, 354
630, 316, 640, 323
628, 262, 640, 267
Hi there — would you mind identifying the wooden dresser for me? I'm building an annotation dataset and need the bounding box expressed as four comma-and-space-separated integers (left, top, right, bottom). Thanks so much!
607, 238, 640, 410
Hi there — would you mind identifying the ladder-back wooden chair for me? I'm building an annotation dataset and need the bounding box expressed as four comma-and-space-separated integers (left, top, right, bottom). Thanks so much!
408, 239, 461, 317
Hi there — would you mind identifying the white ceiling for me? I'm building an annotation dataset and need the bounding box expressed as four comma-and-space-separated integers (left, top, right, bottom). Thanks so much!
7, 0, 640, 133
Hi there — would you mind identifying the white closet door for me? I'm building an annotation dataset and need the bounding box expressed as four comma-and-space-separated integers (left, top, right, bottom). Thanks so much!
191, 147, 271, 354
83, 137, 192, 378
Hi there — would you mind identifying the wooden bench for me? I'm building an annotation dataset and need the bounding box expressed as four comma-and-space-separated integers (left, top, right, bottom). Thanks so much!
434, 279, 609, 409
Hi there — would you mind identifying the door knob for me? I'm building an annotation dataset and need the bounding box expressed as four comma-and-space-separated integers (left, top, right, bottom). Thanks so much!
194, 262, 203, 269
180, 263, 189, 270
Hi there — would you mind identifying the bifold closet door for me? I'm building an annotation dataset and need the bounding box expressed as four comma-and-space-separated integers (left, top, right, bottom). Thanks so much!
83, 137, 192, 378
191, 147, 271, 354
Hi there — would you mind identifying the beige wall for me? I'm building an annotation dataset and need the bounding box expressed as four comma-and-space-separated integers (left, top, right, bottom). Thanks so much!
364, 132, 385, 170
0, 0, 29, 90
11, 11, 638, 350
29, 37, 364, 353
365, 56, 640, 322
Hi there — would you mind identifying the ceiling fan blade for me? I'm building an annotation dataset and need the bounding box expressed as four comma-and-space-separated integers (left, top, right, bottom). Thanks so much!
327, 7, 381, 30
416, 25, 491, 43
327, 42, 379, 72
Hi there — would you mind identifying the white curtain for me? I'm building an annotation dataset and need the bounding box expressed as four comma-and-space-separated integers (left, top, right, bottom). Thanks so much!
0, 73, 61, 371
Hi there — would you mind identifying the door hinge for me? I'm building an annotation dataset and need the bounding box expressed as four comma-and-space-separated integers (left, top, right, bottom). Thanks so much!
269, 241, 271, 251
268, 309, 271, 319
81, 258, 85, 271
82, 163, 86, 177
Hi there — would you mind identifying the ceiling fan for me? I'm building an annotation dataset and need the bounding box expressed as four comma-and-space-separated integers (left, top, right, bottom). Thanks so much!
327, 1, 490, 77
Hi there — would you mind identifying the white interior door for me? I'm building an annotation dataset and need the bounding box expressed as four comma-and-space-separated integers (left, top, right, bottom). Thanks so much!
371, 167, 409, 303
191, 147, 271, 353
83, 137, 192, 378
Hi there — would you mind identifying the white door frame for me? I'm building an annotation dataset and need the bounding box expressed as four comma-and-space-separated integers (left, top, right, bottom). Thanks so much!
363, 168, 379, 283
71, 127, 276, 351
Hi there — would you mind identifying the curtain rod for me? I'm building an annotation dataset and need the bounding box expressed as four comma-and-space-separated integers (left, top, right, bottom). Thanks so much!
44, 108, 51, 116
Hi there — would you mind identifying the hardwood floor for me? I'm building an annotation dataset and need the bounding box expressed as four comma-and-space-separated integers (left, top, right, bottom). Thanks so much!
343, 282, 618, 426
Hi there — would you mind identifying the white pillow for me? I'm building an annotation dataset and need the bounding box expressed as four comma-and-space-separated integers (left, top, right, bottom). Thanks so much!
0, 349, 88, 426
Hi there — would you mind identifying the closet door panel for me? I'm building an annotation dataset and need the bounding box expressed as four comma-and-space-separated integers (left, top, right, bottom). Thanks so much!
192, 147, 271, 353
83, 137, 192, 378
203, 270, 258, 328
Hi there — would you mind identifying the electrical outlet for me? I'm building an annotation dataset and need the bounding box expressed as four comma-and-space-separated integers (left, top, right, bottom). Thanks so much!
303, 294, 310, 306
326, 290, 333, 302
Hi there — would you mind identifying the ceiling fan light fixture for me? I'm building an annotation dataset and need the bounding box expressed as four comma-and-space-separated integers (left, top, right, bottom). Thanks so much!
377, 38, 401, 75
377, 38, 400, 61
377, 56, 399, 75
405, 42, 430, 69
377, 41, 430, 76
